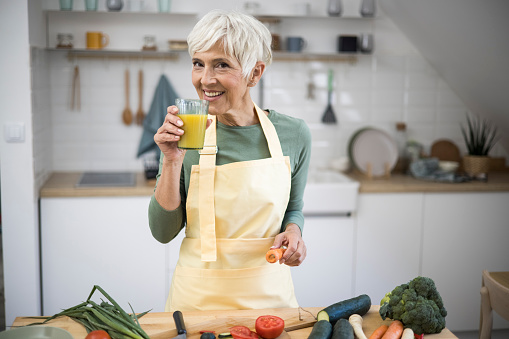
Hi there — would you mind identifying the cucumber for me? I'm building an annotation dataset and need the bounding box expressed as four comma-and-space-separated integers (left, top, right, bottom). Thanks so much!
331, 319, 353, 339
307, 320, 332, 339
218, 333, 232, 338
321, 294, 371, 325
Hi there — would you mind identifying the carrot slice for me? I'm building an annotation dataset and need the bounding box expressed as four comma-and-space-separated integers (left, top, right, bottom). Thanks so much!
265, 248, 286, 263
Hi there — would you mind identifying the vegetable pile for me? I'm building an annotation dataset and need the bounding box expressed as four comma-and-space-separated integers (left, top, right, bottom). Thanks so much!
379, 276, 447, 335
28, 285, 150, 339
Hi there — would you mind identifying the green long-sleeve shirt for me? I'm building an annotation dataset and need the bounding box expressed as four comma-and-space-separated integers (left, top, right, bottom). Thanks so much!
148, 109, 311, 244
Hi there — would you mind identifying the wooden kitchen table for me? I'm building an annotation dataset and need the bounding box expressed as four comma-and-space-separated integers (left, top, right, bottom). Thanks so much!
11, 306, 458, 339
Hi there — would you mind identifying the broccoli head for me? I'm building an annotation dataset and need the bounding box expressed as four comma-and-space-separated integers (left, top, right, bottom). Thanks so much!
379, 276, 447, 335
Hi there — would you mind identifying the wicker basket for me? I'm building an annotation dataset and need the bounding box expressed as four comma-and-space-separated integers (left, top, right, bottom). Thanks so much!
463, 155, 490, 176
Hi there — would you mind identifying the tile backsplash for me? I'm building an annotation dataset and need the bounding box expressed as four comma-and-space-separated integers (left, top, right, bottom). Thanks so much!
31, 5, 507, 180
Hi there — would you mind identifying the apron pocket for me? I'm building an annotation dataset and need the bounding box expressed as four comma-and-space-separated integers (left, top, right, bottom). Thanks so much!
169, 264, 298, 311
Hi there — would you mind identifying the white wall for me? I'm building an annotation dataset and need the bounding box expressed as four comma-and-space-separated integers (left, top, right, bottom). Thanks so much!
0, 1, 41, 328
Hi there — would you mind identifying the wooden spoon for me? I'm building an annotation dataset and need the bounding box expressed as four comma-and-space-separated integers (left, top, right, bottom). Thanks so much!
135, 69, 145, 125
122, 69, 133, 125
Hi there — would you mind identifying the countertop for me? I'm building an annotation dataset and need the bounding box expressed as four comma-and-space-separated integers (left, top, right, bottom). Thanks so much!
347, 171, 509, 193
40, 172, 156, 198
11, 306, 458, 339
39, 171, 509, 198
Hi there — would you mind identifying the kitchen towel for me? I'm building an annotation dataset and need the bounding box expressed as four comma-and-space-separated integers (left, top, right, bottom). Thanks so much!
409, 158, 469, 183
137, 74, 179, 158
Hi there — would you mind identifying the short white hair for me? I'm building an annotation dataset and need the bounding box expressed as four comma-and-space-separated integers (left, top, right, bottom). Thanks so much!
187, 10, 272, 79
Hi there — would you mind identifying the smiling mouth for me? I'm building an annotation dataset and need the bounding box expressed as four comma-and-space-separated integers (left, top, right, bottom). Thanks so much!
204, 91, 224, 98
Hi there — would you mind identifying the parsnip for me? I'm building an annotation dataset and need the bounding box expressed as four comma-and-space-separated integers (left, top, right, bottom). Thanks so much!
348, 314, 368, 339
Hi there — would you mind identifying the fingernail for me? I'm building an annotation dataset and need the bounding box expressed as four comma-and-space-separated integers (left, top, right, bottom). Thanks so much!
178, 129, 184, 134
177, 120, 183, 127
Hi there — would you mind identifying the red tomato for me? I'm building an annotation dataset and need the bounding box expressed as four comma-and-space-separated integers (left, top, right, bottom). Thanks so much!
255, 315, 285, 339
85, 330, 111, 339
230, 326, 259, 339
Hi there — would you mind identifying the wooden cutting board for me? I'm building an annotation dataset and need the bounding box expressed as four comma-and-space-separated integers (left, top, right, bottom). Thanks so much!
430, 139, 461, 162
11, 306, 459, 339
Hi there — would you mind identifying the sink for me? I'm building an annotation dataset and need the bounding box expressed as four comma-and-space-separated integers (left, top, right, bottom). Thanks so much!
303, 170, 359, 214
75, 172, 136, 187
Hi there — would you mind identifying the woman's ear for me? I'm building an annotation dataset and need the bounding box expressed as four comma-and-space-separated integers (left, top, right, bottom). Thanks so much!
248, 61, 266, 87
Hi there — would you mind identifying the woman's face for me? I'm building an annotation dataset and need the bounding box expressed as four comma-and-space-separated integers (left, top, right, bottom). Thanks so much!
191, 43, 253, 117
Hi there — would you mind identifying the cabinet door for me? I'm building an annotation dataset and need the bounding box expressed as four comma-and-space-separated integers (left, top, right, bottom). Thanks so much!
421, 192, 509, 331
292, 216, 355, 307
41, 197, 169, 315
354, 193, 423, 303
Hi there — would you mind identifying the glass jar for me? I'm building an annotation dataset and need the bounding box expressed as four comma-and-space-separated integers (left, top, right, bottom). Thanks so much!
56, 34, 74, 48
142, 35, 157, 51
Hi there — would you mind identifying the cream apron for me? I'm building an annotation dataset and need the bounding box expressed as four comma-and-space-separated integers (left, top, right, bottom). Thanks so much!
165, 103, 299, 311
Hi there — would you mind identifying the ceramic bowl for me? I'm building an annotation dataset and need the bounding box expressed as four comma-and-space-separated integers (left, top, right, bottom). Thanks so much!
0, 326, 73, 339
439, 161, 459, 173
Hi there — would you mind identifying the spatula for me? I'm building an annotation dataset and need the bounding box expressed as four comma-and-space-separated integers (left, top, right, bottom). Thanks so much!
321, 69, 337, 124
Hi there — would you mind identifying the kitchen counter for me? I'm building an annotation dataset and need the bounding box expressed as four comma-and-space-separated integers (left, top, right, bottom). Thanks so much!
347, 171, 509, 193
40, 172, 156, 197
11, 306, 458, 339
39, 171, 509, 198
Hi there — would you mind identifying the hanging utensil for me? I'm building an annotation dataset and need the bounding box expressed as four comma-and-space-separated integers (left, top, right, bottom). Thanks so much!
135, 69, 145, 125
122, 69, 133, 125
321, 69, 337, 124
71, 65, 80, 111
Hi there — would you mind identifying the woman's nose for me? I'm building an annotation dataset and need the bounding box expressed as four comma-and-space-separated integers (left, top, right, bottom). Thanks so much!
201, 67, 216, 85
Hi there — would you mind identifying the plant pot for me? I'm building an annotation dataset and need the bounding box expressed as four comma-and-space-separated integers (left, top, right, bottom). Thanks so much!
463, 155, 490, 178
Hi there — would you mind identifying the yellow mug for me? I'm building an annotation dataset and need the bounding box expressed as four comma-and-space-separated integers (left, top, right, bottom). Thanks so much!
86, 31, 109, 49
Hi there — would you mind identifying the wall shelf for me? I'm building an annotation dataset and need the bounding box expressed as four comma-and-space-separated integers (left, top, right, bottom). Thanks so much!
46, 48, 359, 63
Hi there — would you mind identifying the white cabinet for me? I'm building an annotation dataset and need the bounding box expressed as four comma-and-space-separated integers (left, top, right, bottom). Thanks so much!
40, 196, 173, 315
292, 216, 355, 307
421, 192, 509, 331
354, 193, 424, 304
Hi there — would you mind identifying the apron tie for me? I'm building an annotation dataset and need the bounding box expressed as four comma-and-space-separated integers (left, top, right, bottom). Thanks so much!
199, 115, 217, 262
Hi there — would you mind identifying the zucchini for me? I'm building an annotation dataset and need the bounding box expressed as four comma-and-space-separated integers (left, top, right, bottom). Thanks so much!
321, 294, 371, 325
218, 333, 232, 339
331, 319, 353, 339
307, 320, 332, 339
317, 310, 329, 322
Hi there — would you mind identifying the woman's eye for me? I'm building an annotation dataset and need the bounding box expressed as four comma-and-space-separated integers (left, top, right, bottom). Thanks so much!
192, 61, 203, 67
217, 62, 229, 68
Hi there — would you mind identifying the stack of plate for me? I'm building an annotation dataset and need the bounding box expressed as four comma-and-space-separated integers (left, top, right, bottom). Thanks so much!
348, 127, 399, 177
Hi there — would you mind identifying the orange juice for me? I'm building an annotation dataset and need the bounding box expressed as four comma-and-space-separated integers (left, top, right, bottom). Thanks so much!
177, 114, 208, 149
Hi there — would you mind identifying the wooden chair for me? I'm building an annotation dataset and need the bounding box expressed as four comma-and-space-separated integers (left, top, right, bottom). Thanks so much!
480, 270, 509, 339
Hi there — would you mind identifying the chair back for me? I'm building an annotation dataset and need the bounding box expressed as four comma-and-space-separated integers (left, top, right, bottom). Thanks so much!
482, 270, 509, 321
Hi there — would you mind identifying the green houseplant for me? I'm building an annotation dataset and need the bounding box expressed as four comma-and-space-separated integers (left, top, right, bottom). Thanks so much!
460, 114, 499, 178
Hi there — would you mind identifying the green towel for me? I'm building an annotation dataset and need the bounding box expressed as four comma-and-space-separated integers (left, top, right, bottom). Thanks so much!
137, 75, 179, 158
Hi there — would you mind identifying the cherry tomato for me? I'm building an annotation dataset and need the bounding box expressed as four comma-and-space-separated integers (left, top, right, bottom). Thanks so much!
85, 330, 111, 339
255, 315, 285, 339
230, 326, 259, 339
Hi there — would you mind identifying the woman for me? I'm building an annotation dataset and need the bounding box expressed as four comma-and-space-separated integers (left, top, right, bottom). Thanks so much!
149, 9, 311, 311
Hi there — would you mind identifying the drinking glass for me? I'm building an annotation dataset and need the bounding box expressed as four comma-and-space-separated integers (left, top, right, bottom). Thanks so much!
176, 99, 209, 150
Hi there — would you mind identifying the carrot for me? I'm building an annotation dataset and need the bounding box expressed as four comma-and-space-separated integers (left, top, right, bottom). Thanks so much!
401, 328, 414, 339
265, 248, 286, 263
381, 320, 404, 339
348, 314, 368, 339
369, 324, 389, 339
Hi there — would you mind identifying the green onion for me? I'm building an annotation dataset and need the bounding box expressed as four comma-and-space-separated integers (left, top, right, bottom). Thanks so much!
26, 285, 151, 339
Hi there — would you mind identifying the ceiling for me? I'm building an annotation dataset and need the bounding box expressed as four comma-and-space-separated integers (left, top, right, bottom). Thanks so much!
379, 0, 509, 155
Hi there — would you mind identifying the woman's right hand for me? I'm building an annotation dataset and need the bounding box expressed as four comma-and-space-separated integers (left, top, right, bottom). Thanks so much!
154, 105, 186, 162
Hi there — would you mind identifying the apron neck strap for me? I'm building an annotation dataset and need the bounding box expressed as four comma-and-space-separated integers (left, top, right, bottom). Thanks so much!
253, 103, 284, 158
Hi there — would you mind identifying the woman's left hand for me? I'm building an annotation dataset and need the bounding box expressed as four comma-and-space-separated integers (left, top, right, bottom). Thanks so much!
271, 224, 306, 267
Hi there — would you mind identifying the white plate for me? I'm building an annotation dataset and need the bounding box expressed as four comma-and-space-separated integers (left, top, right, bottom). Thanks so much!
0, 326, 73, 339
351, 128, 398, 176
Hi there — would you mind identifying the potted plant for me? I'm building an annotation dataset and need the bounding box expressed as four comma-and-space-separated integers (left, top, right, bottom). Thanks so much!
460, 114, 499, 179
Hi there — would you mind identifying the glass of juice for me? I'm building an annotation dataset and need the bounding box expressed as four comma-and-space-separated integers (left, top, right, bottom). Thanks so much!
175, 98, 209, 149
